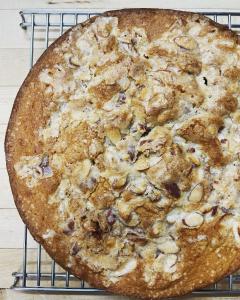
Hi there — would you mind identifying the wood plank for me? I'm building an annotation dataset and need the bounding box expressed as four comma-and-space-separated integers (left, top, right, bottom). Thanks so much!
0, 86, 18, 101
0, 169, 15, 208
1, 0, 240, 10
0, 248, 36, 288
0, 11, 71, 49
0, 48, 44, 87
0, 209, 37, 248
0, 11, 29, 49
0, 130, 7, 169
0, 248, 72, 289
0, 100, 13, 126
0, 289, 239, 300
0, 289, 131, 300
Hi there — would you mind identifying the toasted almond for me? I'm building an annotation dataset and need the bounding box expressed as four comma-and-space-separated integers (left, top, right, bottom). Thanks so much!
187, 154, 201, 166
110, 258, 137, 277
208, 124, 217, 135
129, 176, 148, 194
128, 212, 140, 227
117, 200, 131, 220
69, 55, 81, 67
149, 156, 162, 167
174, 36, 198, 50
79, 159, 92, 180
157, 240, 180, 254
112, 174, 127, 189
152, 220, 166, 236
188, 183, 204, 202
166, 208, 184, 224
163, 254, 178, 273
183, 212, 204, 228
105, 127, 121, 144
134, 156, 149, 171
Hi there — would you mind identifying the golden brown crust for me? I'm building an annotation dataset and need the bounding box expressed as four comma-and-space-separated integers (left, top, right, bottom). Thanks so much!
5, 9, 240, 299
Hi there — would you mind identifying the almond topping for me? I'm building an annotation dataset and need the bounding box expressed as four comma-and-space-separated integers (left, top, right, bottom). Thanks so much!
188, 183, 204, 202
69, 55, 81, 67
79, 159, 92, 180
183, 212, 204, 228
112, 174, 127, 189
157, 240, 180, 254
110, 258, 137, 277
105, 127, 121, 144
152, 220, 166, 236
163, 254, 178, 273
117, 201, 131, 220
128, 212, 140, 227
129, 176, 148, 194
134, 156, 149, 171
174, 36, 198, 50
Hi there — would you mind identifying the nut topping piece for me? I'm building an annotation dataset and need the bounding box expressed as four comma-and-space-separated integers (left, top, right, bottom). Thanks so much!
112, 174, 128, 189
151, 220, 166, 236
183, 212, 204, 228
109, 258, 137, 277
69, 55, 81, 67
129, 175, 148, 194
163, 254, 178, 273
166, 208, 184, 224
134, 156, 149, 171
157, 239, 180, 254
105, 127, 121, 145
188, 183, 204, 202
174, 36, 198, 50
77, 159, 92, 181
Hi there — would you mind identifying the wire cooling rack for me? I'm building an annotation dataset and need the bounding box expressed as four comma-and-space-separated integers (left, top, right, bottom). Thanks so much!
11, 9, 240, 296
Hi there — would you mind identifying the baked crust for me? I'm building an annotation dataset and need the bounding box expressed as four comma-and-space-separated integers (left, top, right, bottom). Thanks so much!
5, 9, 240, 299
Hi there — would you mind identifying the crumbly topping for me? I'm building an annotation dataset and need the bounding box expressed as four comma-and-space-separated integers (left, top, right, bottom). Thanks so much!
15, 15, 240, 286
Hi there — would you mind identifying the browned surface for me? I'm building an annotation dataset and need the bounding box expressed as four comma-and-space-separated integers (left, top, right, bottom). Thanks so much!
5, 9, 240, 300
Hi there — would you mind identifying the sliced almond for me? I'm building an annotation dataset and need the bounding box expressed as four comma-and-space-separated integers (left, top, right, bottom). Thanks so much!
112, 174, 127, 189
117, 200, 131, 220
157, 240, 179, 254
163, 254, 178, 273
82, 159, 92, 177
152, 220, 166, 236
134, 156, 149, 171
105, 127, 121, 145
128, 212, 140, 227
166, 208, 184, 224
149, 156, 162, 167
187, 154, 201, 166
129, 175, 148, 194
89, 139, 104, 158
69, 55, 81, 67
174, 36, 198, 50
183, 212, 204, 228
110, 258, 137, 277
188, 183, 204, 203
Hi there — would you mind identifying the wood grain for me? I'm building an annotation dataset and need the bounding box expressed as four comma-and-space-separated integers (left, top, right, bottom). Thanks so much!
0, 11, 75, 49
0, 49, 44, 86
0, 209, 37, 248
0, 169, 15, 208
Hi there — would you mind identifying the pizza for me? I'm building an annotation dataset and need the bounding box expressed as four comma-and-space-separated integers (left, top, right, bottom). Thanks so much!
5, 9, 240, 299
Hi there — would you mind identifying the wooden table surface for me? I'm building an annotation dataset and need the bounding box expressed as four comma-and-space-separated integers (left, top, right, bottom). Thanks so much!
0, 0, 240, 299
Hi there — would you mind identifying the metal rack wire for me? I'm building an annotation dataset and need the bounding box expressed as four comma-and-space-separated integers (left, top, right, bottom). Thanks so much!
11, 9, 240, 296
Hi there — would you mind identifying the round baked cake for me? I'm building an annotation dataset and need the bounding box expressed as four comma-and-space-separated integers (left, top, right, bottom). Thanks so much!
5, 9, 240, 299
